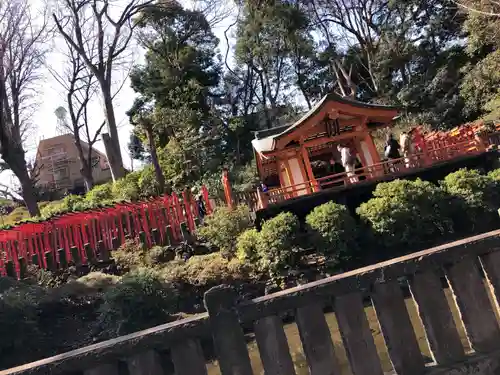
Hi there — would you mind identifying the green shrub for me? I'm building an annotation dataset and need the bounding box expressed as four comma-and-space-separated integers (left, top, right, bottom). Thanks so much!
28, 267, 68, 288
40, 200, 66, 217
138, 166, 162, 198
146, 246, 175, 266
305, 202, 360, 262
257, 212, 302, 277
441, 169, 500, 229
357, 179, 455, 251
488, 168, 500, 181
86, 183, 114, 205
197, 205, 251, 257
112, 172, 141, 201
0, 282, 47, 367
5, 206, 30, 224
162, 253, 252, 286
236, 229, 260, 263
40, 195, 89, 217
75, 272, 121, 290
0, 276, 20, 293
63, 194, 87, 210
96, 268, 178, 338
112, 239, 147, 270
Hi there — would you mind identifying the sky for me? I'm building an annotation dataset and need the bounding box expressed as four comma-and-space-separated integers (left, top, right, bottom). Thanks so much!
10, 0, 237, 188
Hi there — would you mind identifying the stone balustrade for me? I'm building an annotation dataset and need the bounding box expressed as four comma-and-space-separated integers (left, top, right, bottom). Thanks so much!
4, 229, 500, 375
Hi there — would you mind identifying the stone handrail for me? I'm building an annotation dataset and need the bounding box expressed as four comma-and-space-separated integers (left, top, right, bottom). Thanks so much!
4, 229, 500, 375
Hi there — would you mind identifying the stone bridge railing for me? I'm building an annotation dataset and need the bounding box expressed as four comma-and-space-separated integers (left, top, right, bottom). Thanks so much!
4, 229, 500, 375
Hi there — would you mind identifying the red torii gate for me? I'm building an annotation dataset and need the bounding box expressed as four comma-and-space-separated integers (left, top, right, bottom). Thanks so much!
0, 187, 214, 278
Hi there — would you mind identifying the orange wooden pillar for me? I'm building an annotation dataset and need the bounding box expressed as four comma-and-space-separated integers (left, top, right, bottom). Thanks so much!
360, 132, 382, 178
221, 168, 234, 209
301, 146, 318, 192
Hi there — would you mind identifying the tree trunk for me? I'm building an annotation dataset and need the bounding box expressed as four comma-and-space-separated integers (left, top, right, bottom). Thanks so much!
10, 159, 40, 217
101, 84, 125, 180
74, 140, 94, 192
20, 174, 40, 217
83, 172, 94, 192
146, 126, 167, 194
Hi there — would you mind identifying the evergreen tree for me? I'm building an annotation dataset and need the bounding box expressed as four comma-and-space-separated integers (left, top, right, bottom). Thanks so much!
130, 0, 223, 185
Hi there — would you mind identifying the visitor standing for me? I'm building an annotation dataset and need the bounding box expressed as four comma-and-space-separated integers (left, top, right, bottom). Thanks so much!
259, 181, 268, 193
337, 144, 358, 184
400, 131, 412, 168
385, 133, 401, 172
196, 193, 207, 224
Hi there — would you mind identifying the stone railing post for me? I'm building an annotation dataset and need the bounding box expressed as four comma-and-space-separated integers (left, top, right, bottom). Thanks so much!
371, 280, 425, 374
204, 285, 253, 375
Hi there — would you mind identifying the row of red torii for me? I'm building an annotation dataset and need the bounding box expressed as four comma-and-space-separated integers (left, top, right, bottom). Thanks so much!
0, 187, 213, 278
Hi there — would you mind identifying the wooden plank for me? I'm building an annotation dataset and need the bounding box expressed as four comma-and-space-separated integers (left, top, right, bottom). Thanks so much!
203, 285, 253, 375
372, 281, 425, 375
296, 303, 341, 375
254, 315, 296, 375
446, 257, 500, 352
480, 251, 500, 310
409, 271, 464, 364
335, 293, 383, 375
84, 363, 120, 375
171, 339, 208, 375
127, 350, 164, 375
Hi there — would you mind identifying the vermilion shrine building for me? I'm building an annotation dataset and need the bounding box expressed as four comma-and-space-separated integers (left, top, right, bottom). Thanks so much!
248, 92, 498, 212
252, 93, 399, 198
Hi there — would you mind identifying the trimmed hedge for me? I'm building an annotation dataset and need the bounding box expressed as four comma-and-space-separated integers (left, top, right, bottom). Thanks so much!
197, 205, 251, 257
305, 202, 360, 264
256, 212, 302, 278
357, 179, 456, 251
441, 168, 500, 230
95, 268, 179, 338
236, 229, 260, 263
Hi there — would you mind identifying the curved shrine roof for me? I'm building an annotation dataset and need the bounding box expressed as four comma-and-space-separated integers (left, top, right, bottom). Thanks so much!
252, 93, 399, 154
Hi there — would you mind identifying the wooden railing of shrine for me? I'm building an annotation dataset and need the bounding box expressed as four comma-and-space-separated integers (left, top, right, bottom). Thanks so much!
0, 186, 213, 278
233, 191, 259, 212
260, 126, 498, 207
264, 142, 481, 206
4, 229, 500, 375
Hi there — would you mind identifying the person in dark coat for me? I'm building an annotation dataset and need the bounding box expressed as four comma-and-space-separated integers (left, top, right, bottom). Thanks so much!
197, 194, 207, 223
384, 133, 402, 172
385, 133, 401, 159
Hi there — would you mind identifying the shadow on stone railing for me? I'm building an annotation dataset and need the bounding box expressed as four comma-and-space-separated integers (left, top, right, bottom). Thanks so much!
4, 229, 500, 375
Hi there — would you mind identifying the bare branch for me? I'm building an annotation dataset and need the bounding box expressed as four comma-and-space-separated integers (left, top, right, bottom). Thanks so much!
0, 0, 48, 216
52, 0, 156, 179
452, 0, 500, 16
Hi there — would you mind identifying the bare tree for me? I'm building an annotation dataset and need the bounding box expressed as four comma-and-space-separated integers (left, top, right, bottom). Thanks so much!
0, 0, 48, 217
0, 156, 42, 204
452, 0, 500, 16
191, 0, 235, 27
49, 39, 106, 192
52, 0, 155, 181
307, 0, 380, 97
